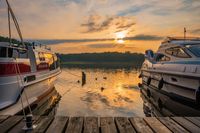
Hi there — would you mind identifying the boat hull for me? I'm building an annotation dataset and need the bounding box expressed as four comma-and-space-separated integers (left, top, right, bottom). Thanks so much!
0, 68, 61, 115
140, 83, 200, 116
142, 70, 199, 101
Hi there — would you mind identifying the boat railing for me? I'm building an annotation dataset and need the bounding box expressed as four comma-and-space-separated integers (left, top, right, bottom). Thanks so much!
162, 37, 200, 43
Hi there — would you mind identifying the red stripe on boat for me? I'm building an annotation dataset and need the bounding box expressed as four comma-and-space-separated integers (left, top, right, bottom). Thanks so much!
0, 63, 31, 76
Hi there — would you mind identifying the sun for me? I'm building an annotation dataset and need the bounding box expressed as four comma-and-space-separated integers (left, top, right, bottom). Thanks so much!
117, 39, 124, 44
115, 31, 126, 44
116, 32, 126, 39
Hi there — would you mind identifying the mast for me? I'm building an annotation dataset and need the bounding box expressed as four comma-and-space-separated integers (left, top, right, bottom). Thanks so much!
5, 0, 26, 48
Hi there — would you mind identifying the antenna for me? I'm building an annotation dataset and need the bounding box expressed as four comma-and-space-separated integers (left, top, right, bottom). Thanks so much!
184, 27, 186, 40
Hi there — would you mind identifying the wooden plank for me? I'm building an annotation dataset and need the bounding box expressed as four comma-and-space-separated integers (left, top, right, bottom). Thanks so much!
100, 117, 117, 133
185, 117, 200, 128
65, 117, 83, 133
8, 116, 41, 133
0, 116, 23, 133
28, 116, 54, 133
158, 117, 189, 133
172, 117, 200, 132
46, 116, 69, 133
84, 117, 99, 133
129, 117, 153, 133
115, 117, 136, 133
194, 117, 200, 121
144, 117, 171, 133
0, 115, 9, 123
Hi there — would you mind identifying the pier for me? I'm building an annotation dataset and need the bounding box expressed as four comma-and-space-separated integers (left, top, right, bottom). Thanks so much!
0, 115, 200, 133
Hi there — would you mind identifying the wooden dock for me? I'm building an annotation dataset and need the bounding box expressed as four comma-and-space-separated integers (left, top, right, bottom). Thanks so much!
0, 116, 200, 133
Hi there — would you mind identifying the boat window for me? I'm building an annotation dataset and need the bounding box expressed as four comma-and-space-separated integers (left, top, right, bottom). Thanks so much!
155, 54, 170, 62
0, 47, 7, 57
186, 44, 200, 57
165, 47, 190, 58
19, 50, 28, 58
7, 48, 13, 57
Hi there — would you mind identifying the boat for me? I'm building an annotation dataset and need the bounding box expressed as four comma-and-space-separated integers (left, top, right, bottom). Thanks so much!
0, 0, 61, 115
140, 37, 200, 115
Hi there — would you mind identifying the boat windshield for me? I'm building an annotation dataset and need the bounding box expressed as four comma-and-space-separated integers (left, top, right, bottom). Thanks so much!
186, 44, 200, 57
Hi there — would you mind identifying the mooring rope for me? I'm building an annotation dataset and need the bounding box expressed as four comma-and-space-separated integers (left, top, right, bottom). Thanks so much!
15, 59, 33, 115
13, 59, 26, 119
64, 70, 81, 77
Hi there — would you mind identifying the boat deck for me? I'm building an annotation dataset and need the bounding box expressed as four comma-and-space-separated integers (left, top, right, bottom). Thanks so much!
0, 115, 200, 133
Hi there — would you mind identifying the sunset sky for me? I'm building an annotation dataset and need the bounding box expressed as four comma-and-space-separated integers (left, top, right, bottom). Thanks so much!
0, 0, 200, 53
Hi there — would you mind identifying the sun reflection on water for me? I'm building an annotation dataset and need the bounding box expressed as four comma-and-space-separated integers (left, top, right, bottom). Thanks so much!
55, 68, 144, 117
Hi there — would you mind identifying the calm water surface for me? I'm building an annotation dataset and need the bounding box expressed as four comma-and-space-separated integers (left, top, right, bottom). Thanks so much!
55, 68, 144, 117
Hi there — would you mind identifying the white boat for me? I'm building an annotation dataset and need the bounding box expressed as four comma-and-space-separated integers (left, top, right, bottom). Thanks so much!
0, 0, 61, 115
140, 37, 200, 108
0, 42, 61, 115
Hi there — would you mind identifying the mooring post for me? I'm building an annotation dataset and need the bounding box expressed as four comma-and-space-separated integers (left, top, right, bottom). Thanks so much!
82, 72, 86, 86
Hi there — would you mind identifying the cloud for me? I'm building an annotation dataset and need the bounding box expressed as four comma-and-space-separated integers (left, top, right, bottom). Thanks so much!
86, 43, 117, 48
125, 34, 163, 41
81, 15, 114, 33
29, 34, 163, 45
117, 4, 151, 16
190, 29, 200, 35
31, 38, 113, 45
81, 14, 135, 33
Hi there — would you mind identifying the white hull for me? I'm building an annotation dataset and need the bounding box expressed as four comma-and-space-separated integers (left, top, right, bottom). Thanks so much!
141, 70, 199, 102
0, 69, 60, 115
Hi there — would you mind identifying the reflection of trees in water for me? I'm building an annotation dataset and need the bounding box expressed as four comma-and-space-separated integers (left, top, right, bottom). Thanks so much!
61, 63, 142, 70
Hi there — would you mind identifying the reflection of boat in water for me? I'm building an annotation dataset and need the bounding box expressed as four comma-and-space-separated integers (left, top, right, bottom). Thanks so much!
141, 84, 200, 116
17, 87, 61, 116
140, 37, 200, 116
0, 0, 61, 115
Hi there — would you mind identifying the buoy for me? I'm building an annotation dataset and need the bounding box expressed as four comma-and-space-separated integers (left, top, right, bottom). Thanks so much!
158, 78, 164, 90
138, 73, 142, 78
147, 89, 151, 98
147, 77, 151, 86
138, 83, 142, 88
158, 99, 163, 110
196, 87, 200, 105
101, 87, 105, 92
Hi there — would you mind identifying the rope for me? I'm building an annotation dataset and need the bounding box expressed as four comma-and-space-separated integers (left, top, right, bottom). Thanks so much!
61, 84, 79, 97
7, 6, 11, 45
13, 59, 26, 119
64, 70, 81, 77
15, 59, 33, 115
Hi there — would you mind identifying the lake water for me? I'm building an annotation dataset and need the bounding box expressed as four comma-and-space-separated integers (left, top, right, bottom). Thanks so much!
54, 68, 145, 117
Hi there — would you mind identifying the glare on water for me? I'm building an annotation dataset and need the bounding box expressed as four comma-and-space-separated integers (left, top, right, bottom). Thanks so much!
55, 68, 144, 117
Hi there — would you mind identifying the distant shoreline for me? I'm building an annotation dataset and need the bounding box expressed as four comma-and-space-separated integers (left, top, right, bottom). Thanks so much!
58, 52, 144, 69
61, 61, 142, 69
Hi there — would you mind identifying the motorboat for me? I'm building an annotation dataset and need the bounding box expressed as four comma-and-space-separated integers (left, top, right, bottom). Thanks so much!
0, 0, 61, 115
140, 37, 200, 112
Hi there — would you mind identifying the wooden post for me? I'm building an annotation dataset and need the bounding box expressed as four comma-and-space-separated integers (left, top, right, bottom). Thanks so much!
82, 72, 86, 86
